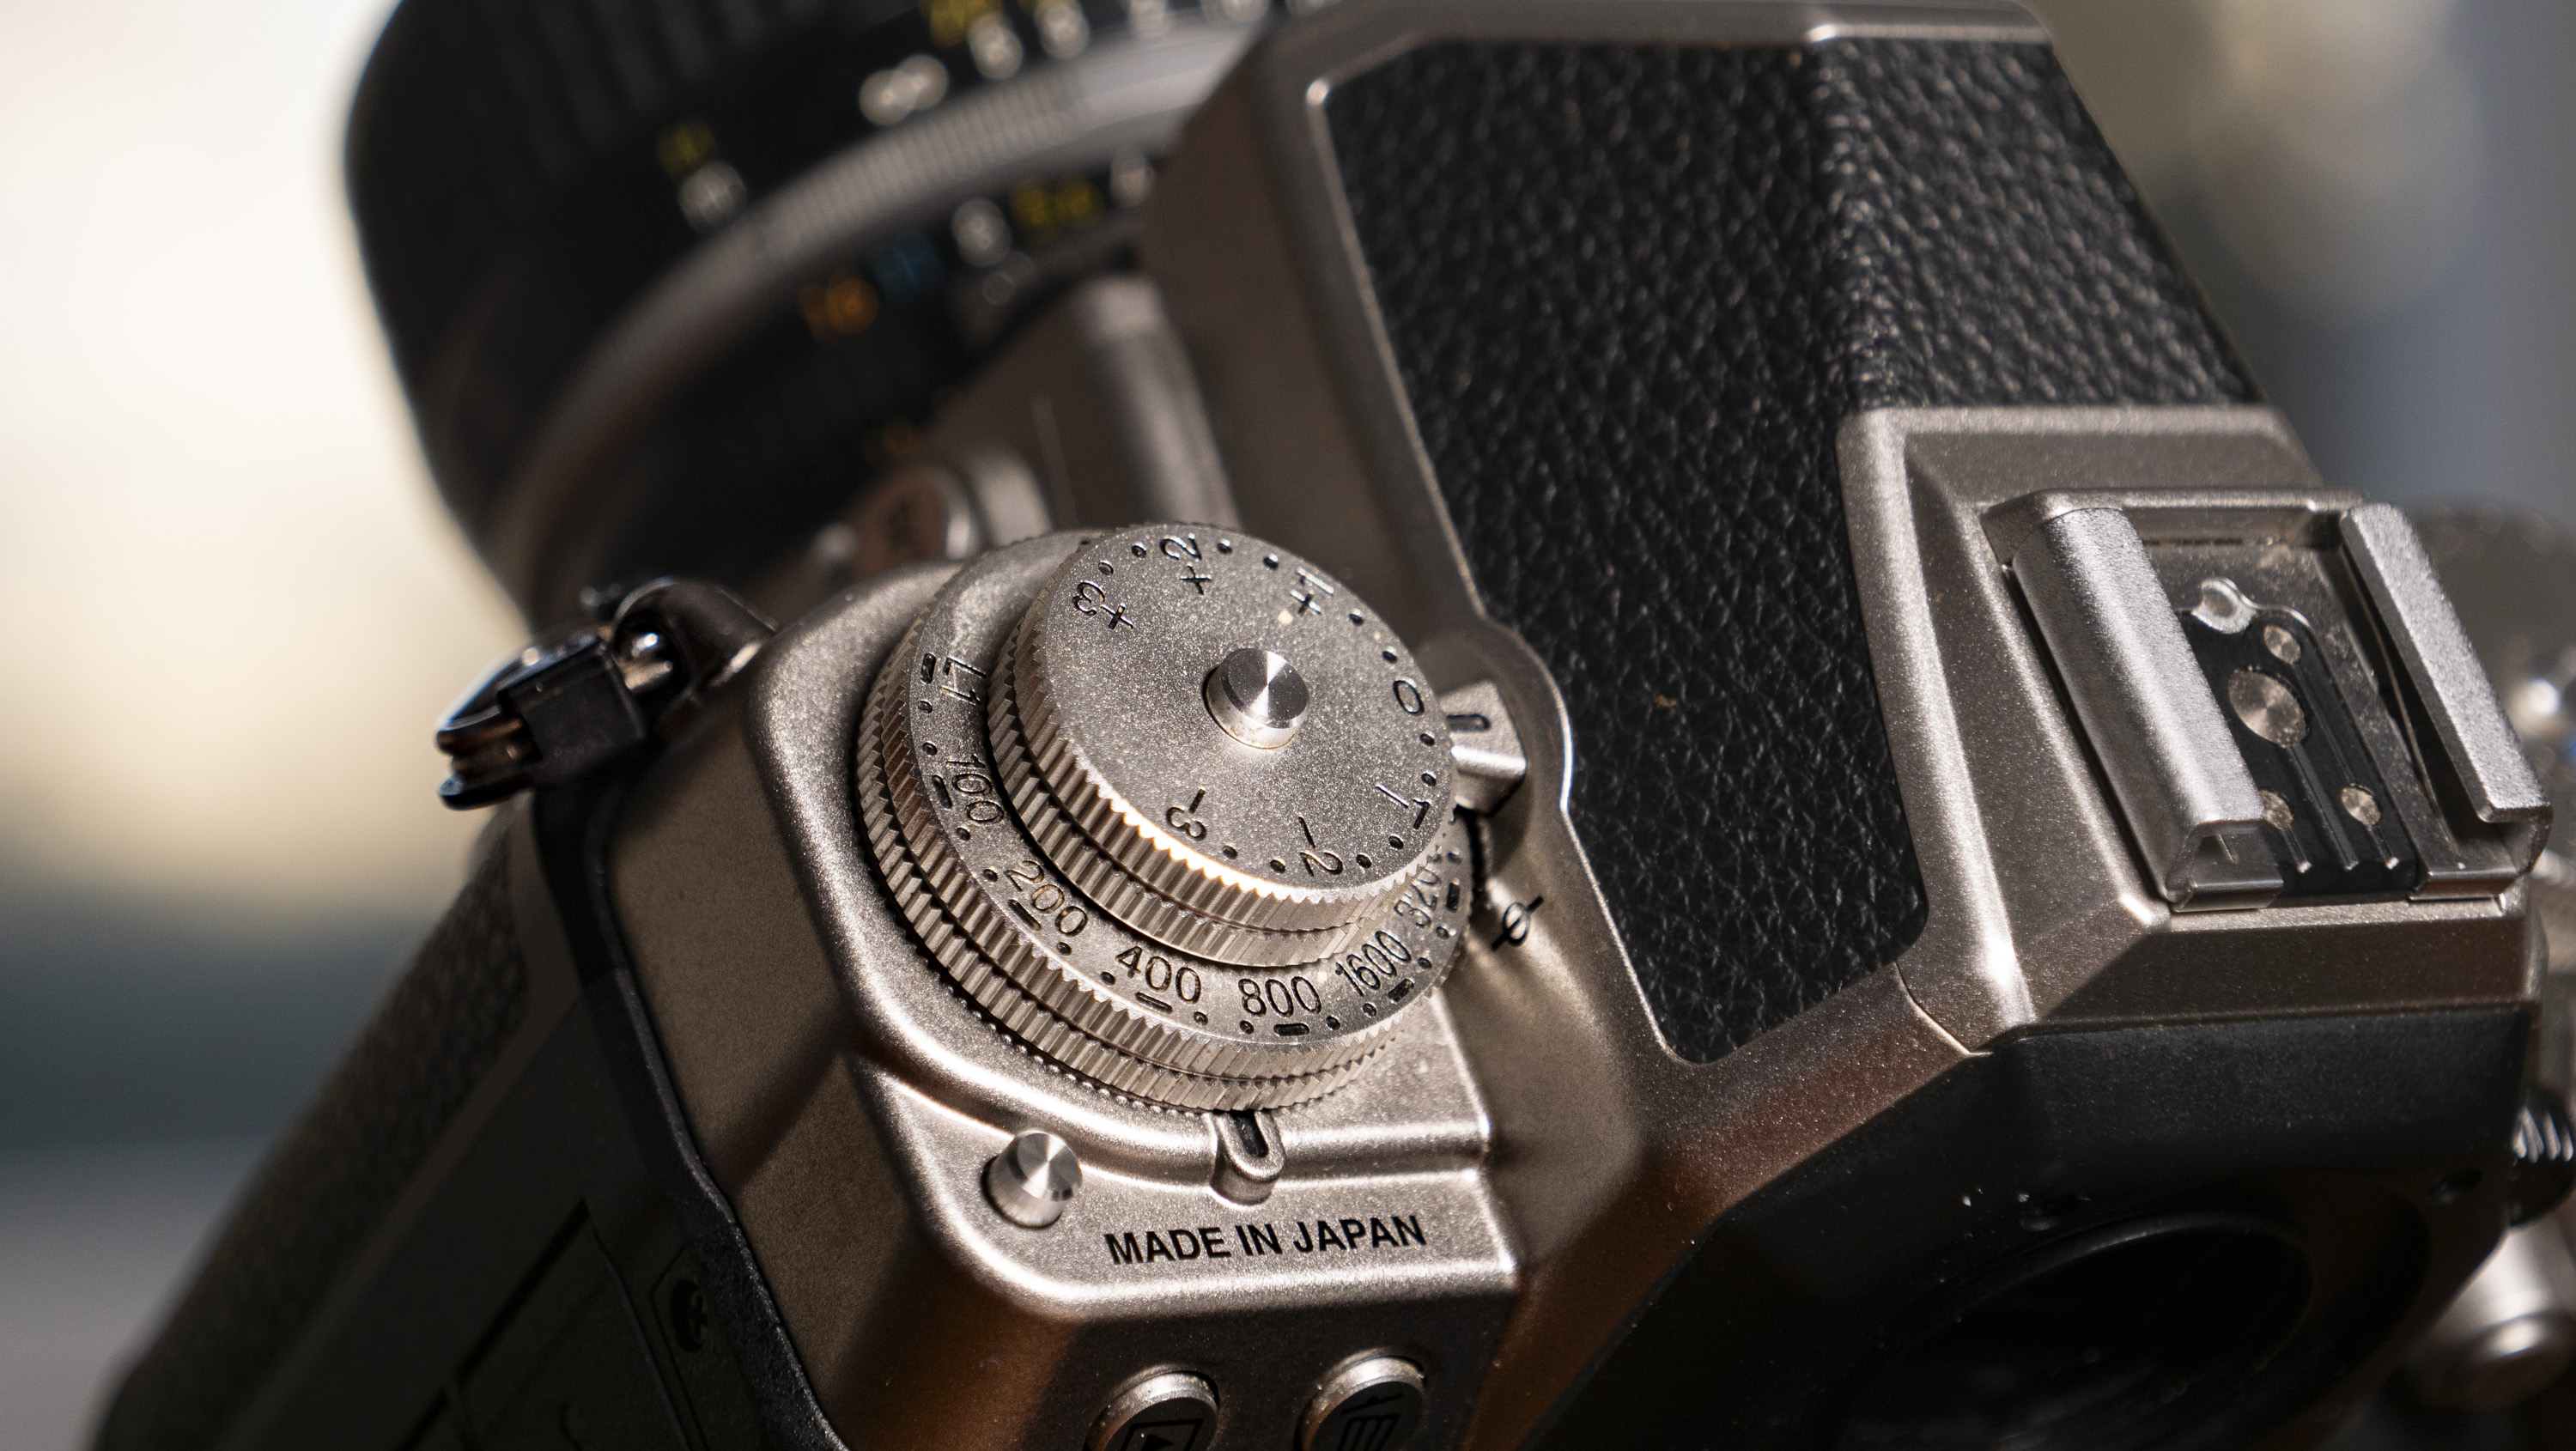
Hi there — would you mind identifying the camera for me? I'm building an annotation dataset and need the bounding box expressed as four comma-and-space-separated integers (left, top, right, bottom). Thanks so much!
96, 1, 2574, 1448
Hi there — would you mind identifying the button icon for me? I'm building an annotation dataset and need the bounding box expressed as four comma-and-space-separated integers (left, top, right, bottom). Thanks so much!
1090, 1369, 1218, 1451
1117, 1418, 1207, 1451
1300, 1355, 1426, 1451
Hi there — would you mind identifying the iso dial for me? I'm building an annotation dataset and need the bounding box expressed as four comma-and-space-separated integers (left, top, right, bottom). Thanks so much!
858, 531, 1470, 1109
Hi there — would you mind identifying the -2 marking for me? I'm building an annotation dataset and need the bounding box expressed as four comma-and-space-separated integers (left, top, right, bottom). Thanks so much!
1296, 815, 1344, 877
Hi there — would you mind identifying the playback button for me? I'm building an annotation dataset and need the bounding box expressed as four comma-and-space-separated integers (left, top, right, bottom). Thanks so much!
1089, 1369, 1218, 1451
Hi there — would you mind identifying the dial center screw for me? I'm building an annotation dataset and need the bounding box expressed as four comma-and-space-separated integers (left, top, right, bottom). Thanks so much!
1205, 647, 1309, 750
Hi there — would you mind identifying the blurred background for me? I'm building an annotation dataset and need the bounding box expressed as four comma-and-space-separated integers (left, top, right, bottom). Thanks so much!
0, 0, 2569, 1443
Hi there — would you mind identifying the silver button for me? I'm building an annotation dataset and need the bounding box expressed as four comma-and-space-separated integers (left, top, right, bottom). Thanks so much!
982, 1130, 1080, 1228
1205, 647, 1310, 749
1089, 1369, 1218, 1451
1300, 1355, 1425, 1451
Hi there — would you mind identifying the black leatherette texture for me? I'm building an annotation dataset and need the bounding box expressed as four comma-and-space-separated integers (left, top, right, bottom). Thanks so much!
98, 840, 528, 1451
1328, 40, 2256, 1061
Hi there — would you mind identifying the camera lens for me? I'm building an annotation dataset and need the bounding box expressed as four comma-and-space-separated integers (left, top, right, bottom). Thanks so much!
1838, 1215, 2313, 1451
350, 0, 1268, 622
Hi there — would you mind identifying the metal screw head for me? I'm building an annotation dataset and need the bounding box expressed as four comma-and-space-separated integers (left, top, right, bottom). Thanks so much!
1204, 648, 1309, 749
983, 1130, 1081, 1229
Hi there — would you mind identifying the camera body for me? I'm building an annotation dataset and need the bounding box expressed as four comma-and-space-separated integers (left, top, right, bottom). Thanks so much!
101, 3, 2559, 1449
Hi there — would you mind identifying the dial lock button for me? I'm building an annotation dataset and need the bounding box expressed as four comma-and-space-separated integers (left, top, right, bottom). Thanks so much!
1206, 648, 1310, 749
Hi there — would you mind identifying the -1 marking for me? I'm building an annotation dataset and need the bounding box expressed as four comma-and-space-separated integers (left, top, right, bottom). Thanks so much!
1375, 781, 1433, 829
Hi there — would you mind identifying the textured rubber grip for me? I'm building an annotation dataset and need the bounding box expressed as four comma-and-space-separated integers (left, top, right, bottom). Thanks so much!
95, 839, 528, 1451
1327, 39, 2256, 1061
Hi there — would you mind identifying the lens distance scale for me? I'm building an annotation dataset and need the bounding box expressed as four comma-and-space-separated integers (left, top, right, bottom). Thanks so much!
859, 530, 1469, 1110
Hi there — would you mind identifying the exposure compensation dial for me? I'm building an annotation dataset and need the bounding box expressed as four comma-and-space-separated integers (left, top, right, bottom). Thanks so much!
859, 527, 1469, 1109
